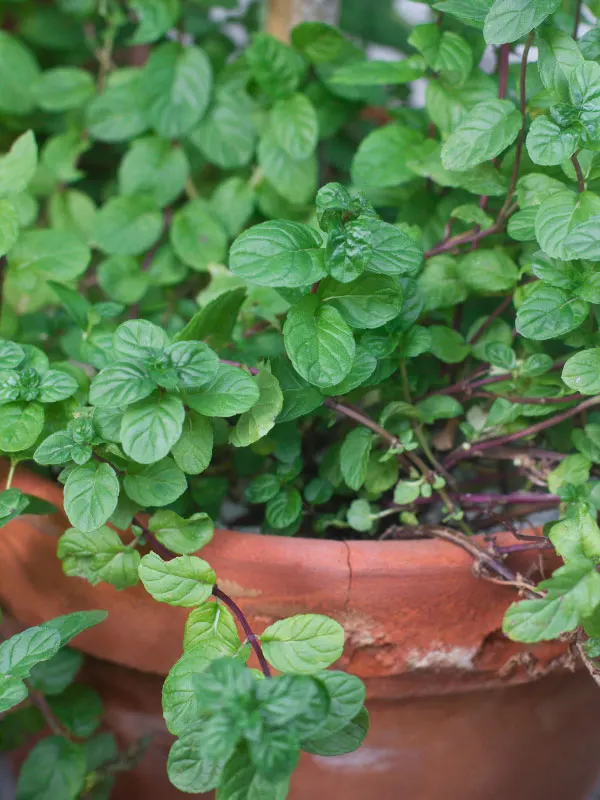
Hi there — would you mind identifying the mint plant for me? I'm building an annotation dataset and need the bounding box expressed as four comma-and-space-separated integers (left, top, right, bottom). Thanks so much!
4, 0, 600, 795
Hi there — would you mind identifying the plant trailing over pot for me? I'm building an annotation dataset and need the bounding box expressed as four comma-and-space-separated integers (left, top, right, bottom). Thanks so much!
3, 0, 600, 796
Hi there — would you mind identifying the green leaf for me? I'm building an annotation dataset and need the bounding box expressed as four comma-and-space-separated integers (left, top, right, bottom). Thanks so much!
175, 288, 246, 349
90, 360, 156, 408
97, 255, 149, 304
321, 274, 403, 329
258, 129, 317, 205
249, 474, 284, 506
0, 488, 29, 528
8, 229, 90, 281
141, 43, 212, 138
0, 199, 19, 258
322, 347, 377, 396
526, 116, 579, 166
0, 131, 37, 198
0, 675, 28, 713
183, 603, 240, 654
457, 250, 518, 293
167, 736, 224, 793
48, 281, 91, 330
484, 0, 561, 45
562, 349, 600, 394
417, 395, 464, 424
188, 90, 256, 170
0, 32, 39, 115
0, 626, 61, 678
308, 671, 365, 738
167, 341, 219, 389
229, 220, 325, 288
283, 295, 355, 388
34, 432, 76, 466
58, 526, 139, 589
94, 195, 163, 256
549, 506, 600, 561
434, 0, 493, 28
170, 199, 228, 272
184, 363, 260, 417
230, 368, 283, 448
48, 684, 102, 738
330, 57, 425, 86
547, 454, 591, 494
270, 93, 318, 160
261, 614, 344, 674
171, 411, 213, 475
418, 255, 468, 312
123, 457, 187, 506
28, 649, 83, 697
246, 32, 305, 99
139, 552, 216, 607
0, 402, 44, 452
121, 393, 185, 464
351, 124, 423, 189
516, 284, 588, 340
209, 177, 255, 239
569, 61, 600, 134
271, 358, 323, 423
347, 498, 373, 532
218, 748, 290, 800
503, 560, 600, 642
42, 610, 108, 647
428, 326, 470, 363
563, 215, 600, 260
537, 27, 583, 100
303, 706, 369, 756
441, 99, 521, 171
249, 728, 299, 781
16, 737, 86, 800
535, 189, 600, 260
265, 488, 302, 529
85, 69, 148, 143
340, 428, 372, 490
409, 24, 473, 86
149, 510, 213, 555
114, 319, 169, 360
394, 480, 421, 505
38, 369, 78, 403
63, 462, 119, 532
129, 0, 180, 44
32, 68, 94, 112
119, 136, 189, 208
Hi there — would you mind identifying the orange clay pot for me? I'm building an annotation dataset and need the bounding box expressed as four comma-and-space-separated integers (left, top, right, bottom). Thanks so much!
2, 465, 600, 800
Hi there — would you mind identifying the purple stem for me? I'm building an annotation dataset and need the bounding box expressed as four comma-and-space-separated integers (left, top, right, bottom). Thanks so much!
498, 44, 510, 99
134, 518, 272, 678
212, 587, 272, 678
459, 492, 559, 505
444, 396, 600, 468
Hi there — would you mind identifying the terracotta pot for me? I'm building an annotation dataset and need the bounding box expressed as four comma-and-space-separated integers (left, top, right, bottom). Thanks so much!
2, 466, 600, 800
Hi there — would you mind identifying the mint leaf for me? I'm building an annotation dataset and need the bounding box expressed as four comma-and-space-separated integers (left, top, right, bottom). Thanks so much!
139, 552, 216, 606
63, 462, 120, 532
230, 220, 324, 288
121, 393, 185, 464
141, 43, 212, 138
484, 0, 561, 45
261, 614, 344, 674
149, 510, 214, 555
441, 99, 521, 171
283, 295, 355, 388
230, 368, 283, 448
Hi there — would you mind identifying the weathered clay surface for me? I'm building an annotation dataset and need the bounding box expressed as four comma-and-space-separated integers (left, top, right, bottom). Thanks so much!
4, 466, 600, 800
0, 467, 571, 695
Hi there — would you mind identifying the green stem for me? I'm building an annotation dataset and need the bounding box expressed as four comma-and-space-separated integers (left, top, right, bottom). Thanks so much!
5, 459, 16, 490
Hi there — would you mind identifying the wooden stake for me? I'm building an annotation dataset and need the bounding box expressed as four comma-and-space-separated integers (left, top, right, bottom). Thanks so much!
266, 0, 340, 42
